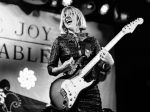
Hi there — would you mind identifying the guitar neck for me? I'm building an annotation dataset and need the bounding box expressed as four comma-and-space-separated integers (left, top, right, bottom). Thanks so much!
80, 31, 126, 77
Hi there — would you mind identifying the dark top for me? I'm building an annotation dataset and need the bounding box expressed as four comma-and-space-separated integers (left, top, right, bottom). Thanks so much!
47, 33, 111, 112
47, 33, 110, 82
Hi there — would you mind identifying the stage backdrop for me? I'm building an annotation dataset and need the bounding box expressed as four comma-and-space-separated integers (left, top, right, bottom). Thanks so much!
0, 2, 116, 112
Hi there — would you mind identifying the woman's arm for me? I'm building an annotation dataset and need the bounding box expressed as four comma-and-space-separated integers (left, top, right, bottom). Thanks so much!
92, 37, 114, 82
47, 38, 75, 76
94, 38, 114, 73
47, 38, 61, 76
48, 57, 75, 76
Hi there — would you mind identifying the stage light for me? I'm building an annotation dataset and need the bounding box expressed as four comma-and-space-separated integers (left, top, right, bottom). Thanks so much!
86, 2, 95, 9
120, 13, 128, 21
99, 3, 110, 15
114, 8, 119, 19
51, 0, 58, 7
81, 1, 96, 15
62, 0, 73, 6
113, 8, 129, 22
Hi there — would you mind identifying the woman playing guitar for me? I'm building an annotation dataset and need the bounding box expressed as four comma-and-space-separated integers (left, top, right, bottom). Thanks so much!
46, 6, 114, 112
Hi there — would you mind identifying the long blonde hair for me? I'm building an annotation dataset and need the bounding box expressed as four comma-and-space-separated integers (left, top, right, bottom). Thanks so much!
59, 6, 86, 34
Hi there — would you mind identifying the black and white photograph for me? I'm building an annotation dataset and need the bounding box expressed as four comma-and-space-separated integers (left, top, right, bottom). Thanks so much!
0, 0, 149, 112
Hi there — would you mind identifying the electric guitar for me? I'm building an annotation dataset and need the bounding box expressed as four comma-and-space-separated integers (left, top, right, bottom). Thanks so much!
49, 18, 144, 111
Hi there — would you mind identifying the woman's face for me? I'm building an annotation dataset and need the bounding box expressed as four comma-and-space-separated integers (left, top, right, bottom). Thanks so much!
63, 9, 79, 33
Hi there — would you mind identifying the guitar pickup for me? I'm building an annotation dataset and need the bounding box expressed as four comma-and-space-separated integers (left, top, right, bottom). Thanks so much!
60, 88, 67, 99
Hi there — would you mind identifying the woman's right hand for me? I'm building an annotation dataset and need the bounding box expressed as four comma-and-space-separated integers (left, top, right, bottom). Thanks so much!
62, 57, 75, 72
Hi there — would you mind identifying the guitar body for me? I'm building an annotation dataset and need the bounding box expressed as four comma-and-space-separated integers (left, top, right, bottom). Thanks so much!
50, 70, 94, 111
50, 78, 68, 110
49, 56, 89, 111
49, 18, 143, 111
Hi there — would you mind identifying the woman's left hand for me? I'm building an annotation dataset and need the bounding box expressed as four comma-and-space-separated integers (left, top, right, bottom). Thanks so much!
99, 47, 114, 66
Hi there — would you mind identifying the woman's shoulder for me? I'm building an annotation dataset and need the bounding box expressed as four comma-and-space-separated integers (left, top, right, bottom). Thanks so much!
57, 34, 71, 40
84, 33, 97, 42
53, 34, 71, 46
53, 34, 66, 42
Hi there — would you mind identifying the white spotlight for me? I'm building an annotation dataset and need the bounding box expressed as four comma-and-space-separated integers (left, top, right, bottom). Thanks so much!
62, 0, 73, 6
120, 13, 128, 21
86, 2, 95, 9
51, 0, 58, 7
100, 4, 110, 15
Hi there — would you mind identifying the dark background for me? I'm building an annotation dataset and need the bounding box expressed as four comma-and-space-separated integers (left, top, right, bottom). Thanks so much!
114, 1, 150, 112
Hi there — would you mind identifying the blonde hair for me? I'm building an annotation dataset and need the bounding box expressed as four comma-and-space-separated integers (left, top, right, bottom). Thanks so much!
59, 6, 86, 34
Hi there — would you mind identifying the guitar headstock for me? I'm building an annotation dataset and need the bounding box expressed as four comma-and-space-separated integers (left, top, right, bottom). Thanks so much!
122, 18, 144, 34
